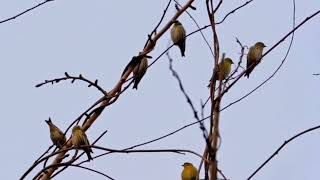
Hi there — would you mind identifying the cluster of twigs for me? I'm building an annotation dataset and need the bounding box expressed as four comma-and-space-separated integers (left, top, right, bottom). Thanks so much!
2, 0, 318, 180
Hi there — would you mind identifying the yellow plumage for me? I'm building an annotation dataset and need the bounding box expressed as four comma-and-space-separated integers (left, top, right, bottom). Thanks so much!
245, 41, 266, 78
171, 20, 186, 57
213, 57, 234, 81
181, 162, 198, 180
208, 58, 234, 87
45, 118, 66, 148
72, 125, 93, 161
133, 57, 148, 89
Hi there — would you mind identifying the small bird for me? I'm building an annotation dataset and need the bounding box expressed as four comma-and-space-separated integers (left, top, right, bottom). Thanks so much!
208, 58, 234, 87
212, 57, 234, 81
132, 57, 148, 89
171, 20, 186, 57
245, 42, 266, 78
72, 125, 93, 161
45, 118, 66, 149
181, 162, 198, 180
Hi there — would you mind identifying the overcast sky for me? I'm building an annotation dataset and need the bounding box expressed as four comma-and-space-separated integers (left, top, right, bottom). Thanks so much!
1, 0, 320, 179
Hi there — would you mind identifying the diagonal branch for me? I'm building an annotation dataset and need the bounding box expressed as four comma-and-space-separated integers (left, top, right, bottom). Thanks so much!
166, 51, 210, 150
33, 1, 197, 179
69, 165, 115, 180
247, 124, 320, 180
0, 0, 54, 24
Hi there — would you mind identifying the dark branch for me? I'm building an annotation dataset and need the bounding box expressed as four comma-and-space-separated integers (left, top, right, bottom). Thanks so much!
69, 165, 115, 180
216, 0, 253, 24
166, 51, 210, 148
0, 0, 54, 24
247, 124, 320, 180
36, 72, 107, 96
144, 0, 172, 49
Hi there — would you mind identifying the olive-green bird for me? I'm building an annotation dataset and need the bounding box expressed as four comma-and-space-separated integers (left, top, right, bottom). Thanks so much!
133, 57, 148, 89
208, 58, 234, 87
181, 162, 198, 180
212, 57, 234, 81
45, 118, 66, 148
245, 42, 266, 78
72, 125, 93, 161
171, 20, 186, 57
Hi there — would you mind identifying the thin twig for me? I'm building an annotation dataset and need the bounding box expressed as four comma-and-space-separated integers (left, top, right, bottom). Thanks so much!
247, 124, 320, 180
69, 165, 115, 180
216, 0, 253, 25
0, 0, 54, 24
143, 0, 173, 49
213, 0, 223, 14
166, 50, 210, 149
36, 72, 107, 96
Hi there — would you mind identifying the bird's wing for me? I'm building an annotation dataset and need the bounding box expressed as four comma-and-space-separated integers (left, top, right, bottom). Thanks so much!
247, 46, 255, 68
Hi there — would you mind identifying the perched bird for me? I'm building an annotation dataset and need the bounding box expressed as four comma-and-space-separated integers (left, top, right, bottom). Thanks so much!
208, 58, 234, 87
72, 125, 93, 161
245, 42, 266, 78
181, 162, 198, 180
45, 118, 66, 148
121, 55, 152, 78
171, 20, 186, 57
132, 57, 148, 89
213, 57, 234, 81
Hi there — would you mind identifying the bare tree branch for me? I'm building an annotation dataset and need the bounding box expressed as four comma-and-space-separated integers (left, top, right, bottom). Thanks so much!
36, 72, 107, 96
247, 124, 320, 180
0, 0, 54, 24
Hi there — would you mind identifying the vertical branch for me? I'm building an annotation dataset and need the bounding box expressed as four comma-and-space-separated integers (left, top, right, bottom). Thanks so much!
205, 0, 221, 179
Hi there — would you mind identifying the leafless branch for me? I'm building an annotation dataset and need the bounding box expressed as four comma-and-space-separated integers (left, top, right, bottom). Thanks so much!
166, 51, 210, 150
69, 165, 115, 180
33, 145, 204, 179
36, 72, 107, 96
247, 124, 320, 180
0, 0, 54, 24
143, 0, 173, 49
213, 0, 223, 14
216, 0, 253, 24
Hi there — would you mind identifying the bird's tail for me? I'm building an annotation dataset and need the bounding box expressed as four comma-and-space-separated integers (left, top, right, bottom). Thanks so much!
132, 79, 139, 90
245, 66, 254, 78
180, 48, 185, 57
179, 41, 185, 57
85, 149, 93, 161
45, 118, 52, 125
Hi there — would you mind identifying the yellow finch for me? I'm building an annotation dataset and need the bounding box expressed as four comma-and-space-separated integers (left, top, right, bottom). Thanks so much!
45, 118, 66, 148
133, 57, 148, 89
245, 42, 266, 78
213, 57, 234, 81
181, 162, 198, 180
208, 58, 234, 87
72, 125, 93, 161
171, 20, 186, 57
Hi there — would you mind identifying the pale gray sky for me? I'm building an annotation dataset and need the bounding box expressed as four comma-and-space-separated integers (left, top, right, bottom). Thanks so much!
1, 0, 320, 179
